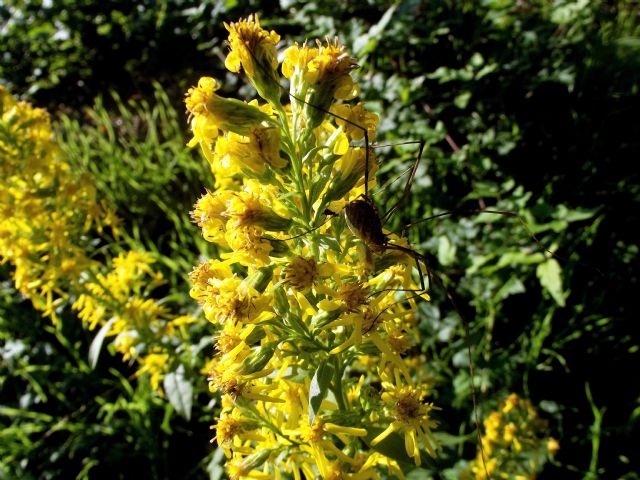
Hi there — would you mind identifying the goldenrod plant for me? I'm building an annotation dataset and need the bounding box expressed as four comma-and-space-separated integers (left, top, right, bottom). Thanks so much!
466, 394, 558, 480
187, 15, 441, 478
0, 87, 197, 404
0, 86, 117, 320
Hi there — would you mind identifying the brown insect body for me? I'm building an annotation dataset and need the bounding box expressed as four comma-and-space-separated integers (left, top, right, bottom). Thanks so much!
344, 196, 388, 253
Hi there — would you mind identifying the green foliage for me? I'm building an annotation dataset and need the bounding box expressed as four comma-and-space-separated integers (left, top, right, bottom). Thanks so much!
1, 1, 638, 478
0, 0, 288, 108
0, 276, 215, 479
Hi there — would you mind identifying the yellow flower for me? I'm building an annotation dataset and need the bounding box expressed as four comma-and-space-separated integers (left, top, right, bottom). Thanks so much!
225, 225, 274, 267
282, 39, 359, 129
372, 370, 440, 465
503, 422, 517, 443
191, 190, 232, 247
185, 77, 275, 149
225, 14, 282, 105
502, 393, 520, 414
225, 191, 291, 231
198, 274, 271, 326
282, 43, 319, 80
136, 351, 169, 393
547, 437, 560, 455
282, 256, 320, 292
216, 126, 286, 176
331, 102, 379, 141
189, 258, 233, 294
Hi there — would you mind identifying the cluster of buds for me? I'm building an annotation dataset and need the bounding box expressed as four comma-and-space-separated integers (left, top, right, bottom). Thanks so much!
187, 15, 439, 478
468, 393, 559, 479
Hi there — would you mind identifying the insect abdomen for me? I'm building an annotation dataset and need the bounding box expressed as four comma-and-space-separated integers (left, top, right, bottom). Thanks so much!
344, 199, 387, 248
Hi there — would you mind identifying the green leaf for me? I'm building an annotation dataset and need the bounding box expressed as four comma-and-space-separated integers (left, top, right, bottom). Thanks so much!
164, 365, 193, 421
536, 259, 565, 306
309, 362, 333, 425
437, 235, 457, 266
88, 317, 116, 369
454, 91, 472, 109
206, 448, 227, 480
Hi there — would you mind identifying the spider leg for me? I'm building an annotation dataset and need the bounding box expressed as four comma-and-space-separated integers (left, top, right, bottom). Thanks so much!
382, 139, 426, 224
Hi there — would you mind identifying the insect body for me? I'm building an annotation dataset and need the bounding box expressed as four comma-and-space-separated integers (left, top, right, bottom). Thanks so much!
344, 195, 387, 252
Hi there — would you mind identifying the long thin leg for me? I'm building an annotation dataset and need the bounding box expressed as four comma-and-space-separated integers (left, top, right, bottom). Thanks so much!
385, 241, 491, 479
371, 141, 424, 198
382, 140, 425, 223
427, 267, 490, 479
393, 208, 602, 277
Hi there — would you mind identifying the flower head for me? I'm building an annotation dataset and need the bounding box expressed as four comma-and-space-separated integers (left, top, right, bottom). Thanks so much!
225, 14, 282, 105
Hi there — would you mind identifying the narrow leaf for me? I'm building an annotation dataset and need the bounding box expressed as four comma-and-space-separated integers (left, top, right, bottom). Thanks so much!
164, 365, 193, 421
309, 362, 333, 425
88, 317, 116, 369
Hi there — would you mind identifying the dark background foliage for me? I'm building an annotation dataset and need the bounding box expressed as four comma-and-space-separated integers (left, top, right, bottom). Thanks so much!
1, 0, 638, 478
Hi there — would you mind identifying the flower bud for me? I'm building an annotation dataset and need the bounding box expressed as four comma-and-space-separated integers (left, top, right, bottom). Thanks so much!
237, 342, 277, 375
185, 77, 275, 138
243, 265, 275, 293
272, 285, 290, 317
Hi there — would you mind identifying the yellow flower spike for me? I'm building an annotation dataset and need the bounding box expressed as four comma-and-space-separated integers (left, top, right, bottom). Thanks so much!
469, 393, 555, 478
182, 17, 444, 478
224, 14, 282, 106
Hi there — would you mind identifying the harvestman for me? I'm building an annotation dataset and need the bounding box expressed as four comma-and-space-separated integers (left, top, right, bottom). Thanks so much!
231, 34, 521, 477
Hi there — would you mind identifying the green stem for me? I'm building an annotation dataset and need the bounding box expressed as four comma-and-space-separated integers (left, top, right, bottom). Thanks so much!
275, 101, 311, 225
332, 355, 347, 411
585, 383, 604, 479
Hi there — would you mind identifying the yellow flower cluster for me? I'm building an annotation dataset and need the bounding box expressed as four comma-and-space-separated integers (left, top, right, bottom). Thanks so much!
0, 86, 117, 320
0, 87, 195, 393
469, 393, 558, 480
187, 15, 438, 478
